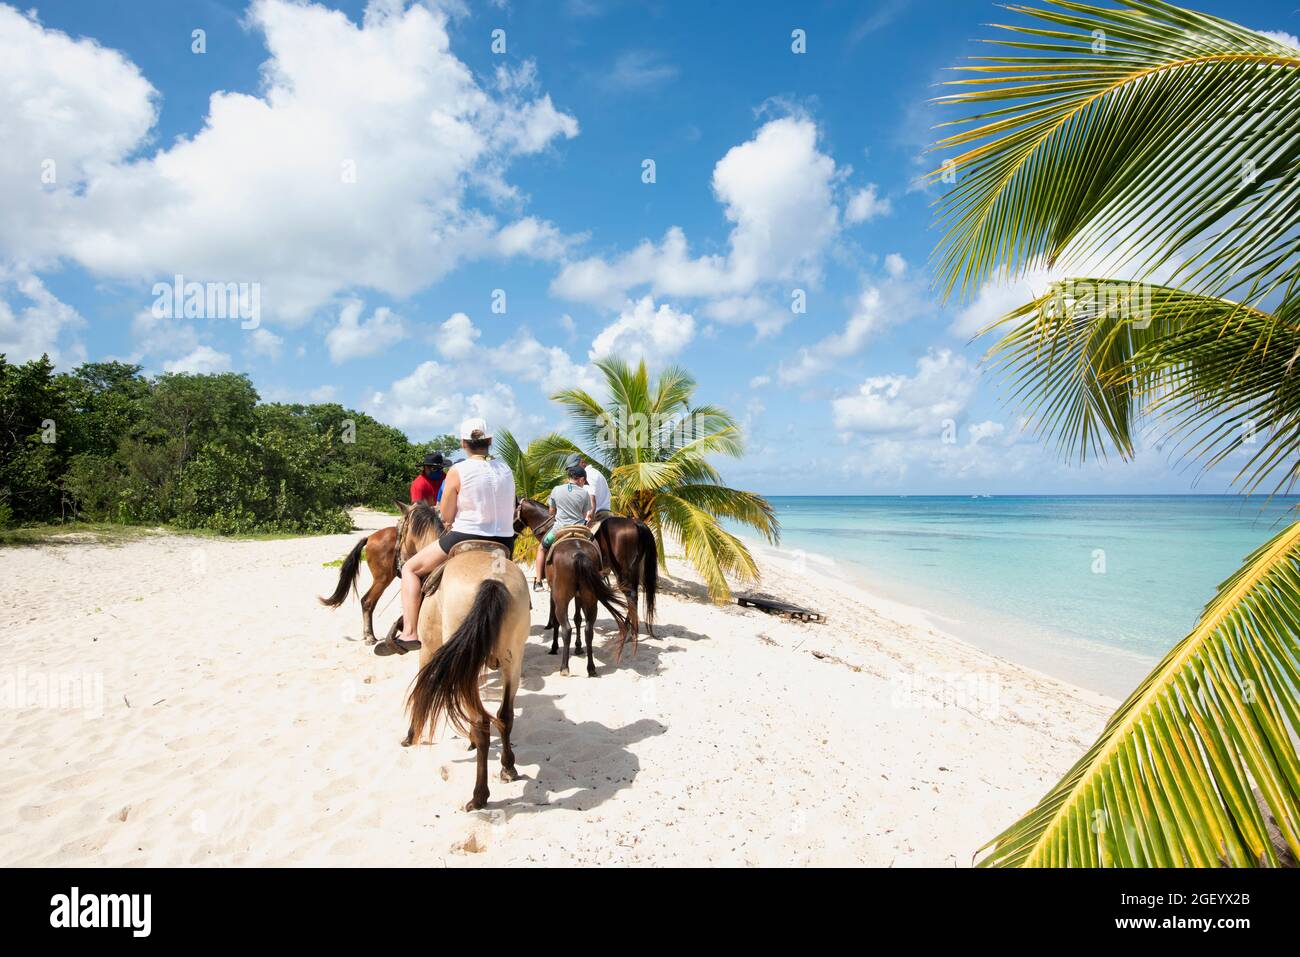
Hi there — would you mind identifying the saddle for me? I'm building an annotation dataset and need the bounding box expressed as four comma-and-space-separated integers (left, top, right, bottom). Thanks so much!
421, 539, 512, 597
544, 524, 596, 567
588, 509, 613, 536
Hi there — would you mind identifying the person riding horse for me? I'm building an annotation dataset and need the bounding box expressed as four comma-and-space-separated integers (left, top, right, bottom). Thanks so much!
565, 452, 612, 524
411, 451, 451, 505
375, 417, 516, 656
533, 464, 593, 591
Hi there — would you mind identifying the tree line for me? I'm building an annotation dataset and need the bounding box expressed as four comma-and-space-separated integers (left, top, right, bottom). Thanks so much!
0, 354, 455, 535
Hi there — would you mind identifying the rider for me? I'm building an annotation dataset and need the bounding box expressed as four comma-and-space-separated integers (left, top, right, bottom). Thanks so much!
533, 464, 593, 591
410, 452, 450, 505
378, 417, 516, 655
566, 452, 611, 523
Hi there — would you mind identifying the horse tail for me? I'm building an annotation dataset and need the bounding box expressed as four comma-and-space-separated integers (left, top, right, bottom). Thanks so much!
407, 578, 509, 741
319, 535, 367, 607
636, 522, 658, 636
575, 544, 630, 659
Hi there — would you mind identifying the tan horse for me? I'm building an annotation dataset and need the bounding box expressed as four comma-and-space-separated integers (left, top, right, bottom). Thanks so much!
403, 543, 531, 811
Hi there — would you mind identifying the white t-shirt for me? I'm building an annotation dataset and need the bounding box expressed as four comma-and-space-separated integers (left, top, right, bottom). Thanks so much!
451, 458, 516, 537
585, 465, 611, 513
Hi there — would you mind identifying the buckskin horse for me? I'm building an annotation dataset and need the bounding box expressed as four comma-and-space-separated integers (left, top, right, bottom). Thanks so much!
318, 502, 443, 643
404, 538, 531, 811
517, 499, 631, 676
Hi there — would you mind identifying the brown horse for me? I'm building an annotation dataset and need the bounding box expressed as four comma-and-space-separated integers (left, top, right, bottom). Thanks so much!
405, 544, 531, 811
318, 502, 444, 643
594, 516, 658, 639
517, 499, 630, 676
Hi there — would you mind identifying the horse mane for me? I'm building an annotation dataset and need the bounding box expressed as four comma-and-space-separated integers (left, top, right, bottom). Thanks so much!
406, 501, 445, 541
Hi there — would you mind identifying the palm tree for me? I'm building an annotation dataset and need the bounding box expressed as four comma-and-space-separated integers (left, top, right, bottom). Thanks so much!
931, 0, 1300, 866
537, 357, 778, 600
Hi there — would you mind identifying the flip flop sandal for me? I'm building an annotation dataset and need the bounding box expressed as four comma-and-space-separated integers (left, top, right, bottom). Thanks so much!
374, 636, 421, 657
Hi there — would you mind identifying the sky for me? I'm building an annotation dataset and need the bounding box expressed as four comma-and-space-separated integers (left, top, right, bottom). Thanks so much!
3, 0, 1298, 495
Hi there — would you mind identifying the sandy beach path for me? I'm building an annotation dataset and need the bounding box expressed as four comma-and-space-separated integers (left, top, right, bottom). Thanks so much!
0, 512, 1112, 866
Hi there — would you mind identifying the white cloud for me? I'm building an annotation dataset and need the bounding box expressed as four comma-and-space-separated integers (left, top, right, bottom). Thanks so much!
164, 345, 232, 374
589, 296, 695, 368
749, 374, 771, 388
367, 360, 533, 437
550, 116, 840, 327
778, 254, 926, 385
0, 5, 156, 270
1259, 30, 1300, 49
845, 183, 891, 224
832, 348, 978, 435
437, 312, 480, 359
0, 272, 85, 365
247, 328, 284, 360
325, 299, 407, 363
607, 50, 679, 92
4, 0, 579, 324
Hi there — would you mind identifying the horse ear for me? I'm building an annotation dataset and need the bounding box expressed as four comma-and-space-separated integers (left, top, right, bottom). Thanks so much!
395, 501, 411, 515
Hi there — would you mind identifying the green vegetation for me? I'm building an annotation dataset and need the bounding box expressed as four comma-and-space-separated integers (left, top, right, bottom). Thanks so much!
932, 0, 1300, 866
0, 355, 456, 538
506, 357, 778, 600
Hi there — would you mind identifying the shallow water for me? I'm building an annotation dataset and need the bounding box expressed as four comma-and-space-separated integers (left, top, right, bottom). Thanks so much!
745, 495, 1300, 697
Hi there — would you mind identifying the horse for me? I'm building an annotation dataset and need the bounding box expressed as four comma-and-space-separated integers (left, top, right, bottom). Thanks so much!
318, 502, 444, 643
593, 516, 658, 640
404, 540, 531, 811
516, 499, 630, 676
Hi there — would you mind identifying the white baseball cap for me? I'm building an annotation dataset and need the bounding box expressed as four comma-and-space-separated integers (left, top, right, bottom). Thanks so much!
459, 417, 491, 440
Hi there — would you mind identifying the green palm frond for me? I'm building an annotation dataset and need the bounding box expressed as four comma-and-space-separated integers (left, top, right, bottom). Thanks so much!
549, 357, 778, 599
980, 520, 1300, 867
986, 280, 1300, 494
932, 0, 1300, 302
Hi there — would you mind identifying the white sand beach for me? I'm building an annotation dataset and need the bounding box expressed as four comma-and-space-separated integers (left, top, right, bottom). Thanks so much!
0, 510, 1114, 867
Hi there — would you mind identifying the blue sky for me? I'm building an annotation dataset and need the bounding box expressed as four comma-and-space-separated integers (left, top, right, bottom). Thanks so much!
3, 0, 1297, 494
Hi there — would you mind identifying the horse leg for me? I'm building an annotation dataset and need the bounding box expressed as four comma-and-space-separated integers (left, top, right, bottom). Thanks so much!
360, 573, 392, 646
559, 597, 574, 677
573, 604, 584, 654
584, 599, 598, 678
466, 718, 490, 811
497, 679, 518, 782
548, 593, 559, 655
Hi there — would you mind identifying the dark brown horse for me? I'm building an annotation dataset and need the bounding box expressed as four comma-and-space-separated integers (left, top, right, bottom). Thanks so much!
594, 516, 658, 639
517, 499, 630, 676
319, 503, 444, 643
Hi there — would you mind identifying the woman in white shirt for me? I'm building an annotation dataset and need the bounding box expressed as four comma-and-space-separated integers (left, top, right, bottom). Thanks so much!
377, 417, 516, 656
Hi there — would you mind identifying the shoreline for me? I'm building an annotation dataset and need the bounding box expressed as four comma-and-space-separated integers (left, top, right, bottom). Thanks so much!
0, 511, 1113, 866
737, 533, 1152, 700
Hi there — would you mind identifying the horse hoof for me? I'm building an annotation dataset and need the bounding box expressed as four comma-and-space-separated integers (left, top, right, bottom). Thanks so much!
401, 735, 413, 748
500, 767, 519, 783
587, 669, 598, 678
547, 648, 557, 656
464, 796, 488, 812
364, 637, 377, 646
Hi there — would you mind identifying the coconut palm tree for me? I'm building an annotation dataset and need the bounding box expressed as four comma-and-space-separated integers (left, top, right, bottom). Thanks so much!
536, 357, 778, 600
931, 0, 1300, 866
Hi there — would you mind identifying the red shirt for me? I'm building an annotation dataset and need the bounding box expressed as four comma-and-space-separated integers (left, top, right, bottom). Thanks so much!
410, 473, 443, 504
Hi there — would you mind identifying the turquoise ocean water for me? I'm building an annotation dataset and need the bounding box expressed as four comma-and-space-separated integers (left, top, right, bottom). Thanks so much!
742, 496, 1299, 698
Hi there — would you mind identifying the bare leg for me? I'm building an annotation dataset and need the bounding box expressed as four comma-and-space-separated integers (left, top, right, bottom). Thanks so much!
397, 541, 447, 644
466, 718, 490, 811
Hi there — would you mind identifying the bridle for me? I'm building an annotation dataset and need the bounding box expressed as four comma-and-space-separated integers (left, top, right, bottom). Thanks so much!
514, 498, 554, 538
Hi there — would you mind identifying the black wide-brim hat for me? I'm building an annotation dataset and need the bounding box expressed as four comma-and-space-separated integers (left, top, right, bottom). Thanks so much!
421, 453, 449, 468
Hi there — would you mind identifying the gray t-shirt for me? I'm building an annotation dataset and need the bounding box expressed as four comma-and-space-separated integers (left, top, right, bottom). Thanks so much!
548, 483, 590, 527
